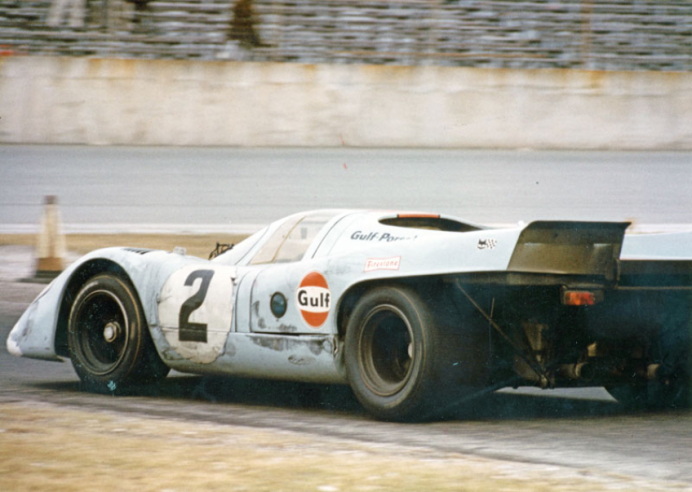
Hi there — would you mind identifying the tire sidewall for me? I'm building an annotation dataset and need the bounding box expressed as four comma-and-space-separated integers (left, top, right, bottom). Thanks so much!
345, 286, 438, 421
68, 274, 146, 391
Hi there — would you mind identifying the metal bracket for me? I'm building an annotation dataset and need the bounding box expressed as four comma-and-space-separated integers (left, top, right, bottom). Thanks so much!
453, 279, 552, 388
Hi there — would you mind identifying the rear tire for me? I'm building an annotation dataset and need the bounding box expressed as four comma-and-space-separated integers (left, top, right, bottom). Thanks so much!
68, 274, 169, 393
607, 378, 691, 411
345, 285, 486, 421
608, 293, 692, 411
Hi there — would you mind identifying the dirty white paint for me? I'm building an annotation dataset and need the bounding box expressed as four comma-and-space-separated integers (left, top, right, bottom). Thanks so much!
6, 331, 22, 357
158, 264, 236, 364
1, 56, 691, 149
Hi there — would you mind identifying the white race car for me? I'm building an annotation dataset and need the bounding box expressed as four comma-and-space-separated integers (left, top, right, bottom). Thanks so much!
8, 210, 692, 420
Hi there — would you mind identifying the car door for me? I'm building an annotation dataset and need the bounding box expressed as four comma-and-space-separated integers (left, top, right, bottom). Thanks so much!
248, 212, 337, 335
250, 263, 334, 335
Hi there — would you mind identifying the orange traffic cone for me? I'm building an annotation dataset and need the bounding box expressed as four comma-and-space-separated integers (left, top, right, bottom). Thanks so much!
35, 195, 66, 280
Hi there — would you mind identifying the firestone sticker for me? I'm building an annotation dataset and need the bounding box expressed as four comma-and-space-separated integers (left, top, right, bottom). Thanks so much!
364, 256, 401, 273
296, 272, 331, 328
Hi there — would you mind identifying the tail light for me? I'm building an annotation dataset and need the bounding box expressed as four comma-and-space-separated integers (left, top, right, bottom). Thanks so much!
561, 289, 603, 306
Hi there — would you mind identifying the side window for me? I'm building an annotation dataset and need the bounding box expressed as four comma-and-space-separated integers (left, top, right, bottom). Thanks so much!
249, 215, 302, 265
249, 212, 337, 265
273, 217, 321, 263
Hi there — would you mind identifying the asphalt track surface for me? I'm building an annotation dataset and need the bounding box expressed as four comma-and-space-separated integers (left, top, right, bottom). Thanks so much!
2, 146, 692, 487
1, 145, 692, 231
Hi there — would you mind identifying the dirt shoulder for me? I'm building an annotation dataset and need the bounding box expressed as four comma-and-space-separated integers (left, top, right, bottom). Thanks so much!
1, 401, 684, 492
0, 233, 249, 260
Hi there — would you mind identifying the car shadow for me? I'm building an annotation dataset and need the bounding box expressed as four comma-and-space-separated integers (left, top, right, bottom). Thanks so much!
29, 374, 645, 422
440, 390, 623, 421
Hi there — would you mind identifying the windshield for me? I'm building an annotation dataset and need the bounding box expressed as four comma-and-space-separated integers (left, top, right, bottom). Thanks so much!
211, 227, 268, 265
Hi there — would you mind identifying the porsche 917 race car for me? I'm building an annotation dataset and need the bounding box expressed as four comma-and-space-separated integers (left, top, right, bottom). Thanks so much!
7, 210, 692, 420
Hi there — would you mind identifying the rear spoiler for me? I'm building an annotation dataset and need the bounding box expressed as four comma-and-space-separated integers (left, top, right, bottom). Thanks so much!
508, 221, 630, 280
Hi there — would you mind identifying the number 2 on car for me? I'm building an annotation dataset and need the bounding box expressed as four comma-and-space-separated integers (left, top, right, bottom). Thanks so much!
158, 265, 236, 364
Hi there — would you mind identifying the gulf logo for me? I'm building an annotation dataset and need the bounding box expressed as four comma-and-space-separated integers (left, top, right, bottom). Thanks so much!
296, 272, 331, 328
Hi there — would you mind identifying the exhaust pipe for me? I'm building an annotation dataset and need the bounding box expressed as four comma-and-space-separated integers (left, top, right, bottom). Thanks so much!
558, 363, 591, 381
559, 362, 661, 382
645, 364, 660, 381
557, 362, 606, 382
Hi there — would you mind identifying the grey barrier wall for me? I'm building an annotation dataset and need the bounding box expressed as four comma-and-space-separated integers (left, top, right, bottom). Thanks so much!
1, 56, 691, 149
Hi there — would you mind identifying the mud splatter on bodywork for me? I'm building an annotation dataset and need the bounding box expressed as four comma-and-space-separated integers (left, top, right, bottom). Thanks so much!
288, 355, 315, 366
249, 334, 333, 357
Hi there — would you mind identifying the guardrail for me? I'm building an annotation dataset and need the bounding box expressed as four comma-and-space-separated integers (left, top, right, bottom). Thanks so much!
1, 0, 691, 71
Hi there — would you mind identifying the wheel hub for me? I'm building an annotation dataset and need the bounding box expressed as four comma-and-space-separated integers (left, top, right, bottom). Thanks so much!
103, 322, 122, 343
359, 306, 415, 397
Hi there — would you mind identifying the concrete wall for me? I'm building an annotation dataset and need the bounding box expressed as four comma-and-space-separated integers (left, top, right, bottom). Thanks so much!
1, 56, 691, 149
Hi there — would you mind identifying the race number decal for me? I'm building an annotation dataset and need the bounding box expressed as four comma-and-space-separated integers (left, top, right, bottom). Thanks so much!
179, 269, 214, 342
158, 264, 236, 364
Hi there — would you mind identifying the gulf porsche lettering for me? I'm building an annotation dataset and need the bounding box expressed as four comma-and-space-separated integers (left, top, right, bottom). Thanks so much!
351, 231, 378, 241
364, 256, 401, 272
351, 231, 416, 242
158, 264, 236, 364
296, 272, 331, 328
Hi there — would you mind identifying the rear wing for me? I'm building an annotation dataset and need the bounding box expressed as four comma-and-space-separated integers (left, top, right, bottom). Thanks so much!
508, 221, 630, 281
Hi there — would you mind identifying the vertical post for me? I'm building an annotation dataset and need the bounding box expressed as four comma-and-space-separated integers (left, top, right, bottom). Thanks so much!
35, 195, 66, 280
580, 0, 594, 69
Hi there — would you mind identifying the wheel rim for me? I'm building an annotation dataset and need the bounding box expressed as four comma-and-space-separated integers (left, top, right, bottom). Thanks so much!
73, 289, 130, 376
358, 305, 415, 397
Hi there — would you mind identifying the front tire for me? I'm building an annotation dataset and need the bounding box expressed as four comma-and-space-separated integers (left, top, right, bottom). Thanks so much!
68, 274, 169, 393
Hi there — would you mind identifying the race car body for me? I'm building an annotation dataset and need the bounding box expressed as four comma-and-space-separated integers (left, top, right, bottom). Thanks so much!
8, 210, 692, 420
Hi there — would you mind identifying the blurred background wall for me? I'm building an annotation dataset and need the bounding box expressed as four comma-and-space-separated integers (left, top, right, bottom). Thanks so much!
1, 0, 690, 148
2, 56, 690, 148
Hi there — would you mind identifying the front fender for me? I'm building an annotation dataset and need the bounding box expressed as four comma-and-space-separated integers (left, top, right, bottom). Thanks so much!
7, 247, 205, 361
7, 256, 85, 361
7, 279, 64, 360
